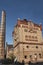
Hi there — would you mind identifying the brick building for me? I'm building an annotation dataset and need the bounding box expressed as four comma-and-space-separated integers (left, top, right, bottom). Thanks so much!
12, 19, 43, 63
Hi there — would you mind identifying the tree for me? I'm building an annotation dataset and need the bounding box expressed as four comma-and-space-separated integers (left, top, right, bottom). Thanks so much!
9, 53, 16, 61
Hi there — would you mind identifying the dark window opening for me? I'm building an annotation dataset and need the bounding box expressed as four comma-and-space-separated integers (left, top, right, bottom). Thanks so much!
39, 53, 41, 58
14, 39, 16, 41
24, 55, 27, 59
34, 53, 37, 55
36, 46, 38, 48
26, 46, 29, 48
35, 36, 37, 39
30, 55, 32, 58
32, 36, 34, 38
29, 36, 31, 38
22, 60, 24, 63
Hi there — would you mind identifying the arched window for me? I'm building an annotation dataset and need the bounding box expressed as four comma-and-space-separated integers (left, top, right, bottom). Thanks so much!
39, 53, 41, 58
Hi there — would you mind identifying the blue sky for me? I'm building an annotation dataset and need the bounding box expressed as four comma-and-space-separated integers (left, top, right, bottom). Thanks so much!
0, 0, 43, 44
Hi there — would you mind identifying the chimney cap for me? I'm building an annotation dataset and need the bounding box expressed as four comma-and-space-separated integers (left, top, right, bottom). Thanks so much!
2, 10, 6, 13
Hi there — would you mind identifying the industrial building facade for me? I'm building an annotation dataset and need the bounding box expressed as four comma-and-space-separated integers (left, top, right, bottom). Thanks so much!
0, 10, 43, 63
12, 19, 43, 63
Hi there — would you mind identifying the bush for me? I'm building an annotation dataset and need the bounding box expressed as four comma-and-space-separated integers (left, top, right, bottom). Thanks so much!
1, 58, 13, 64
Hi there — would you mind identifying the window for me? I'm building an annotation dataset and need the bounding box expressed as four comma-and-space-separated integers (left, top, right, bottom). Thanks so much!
26, 46, 29, 48
36, 46, 38, 48
14, 39, 17, 41
29, 36, 31, 38
32, 36, 34, 38
30, 55, 32, 58
24, 55, 27, 59
22, 60, 24, 63
25, 35, 28, 37
39, 53, 41, 58
35, 36, 37, 39
34, 53, 37, 55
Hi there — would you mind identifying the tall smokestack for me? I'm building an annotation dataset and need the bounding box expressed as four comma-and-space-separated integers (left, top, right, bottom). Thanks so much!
0, 10, 6, 59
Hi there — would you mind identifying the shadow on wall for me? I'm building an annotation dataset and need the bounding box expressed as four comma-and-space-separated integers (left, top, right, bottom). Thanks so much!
14, 61, 24, 65
29, 62, 43, 65
14, 61, 43, 65
0, 59, 43, 65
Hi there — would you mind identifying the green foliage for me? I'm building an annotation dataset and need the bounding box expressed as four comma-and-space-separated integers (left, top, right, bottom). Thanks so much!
9, 53, 16, 60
